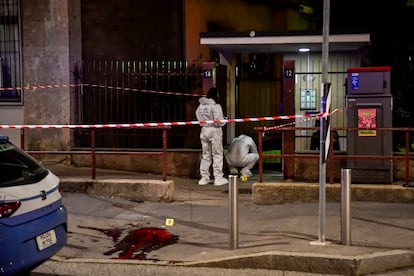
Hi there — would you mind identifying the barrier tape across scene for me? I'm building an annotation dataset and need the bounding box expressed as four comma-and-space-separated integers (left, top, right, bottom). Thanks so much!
0, 82, 338, 129
0, 83, 203, 97
263, 109, 341, 132
0, 113, 326, 129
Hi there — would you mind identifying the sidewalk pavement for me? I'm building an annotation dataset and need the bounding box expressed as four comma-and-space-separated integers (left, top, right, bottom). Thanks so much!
37, 165, 414, 275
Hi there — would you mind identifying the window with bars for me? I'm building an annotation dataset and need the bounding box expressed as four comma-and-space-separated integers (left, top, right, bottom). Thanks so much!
0, 0, 22, 104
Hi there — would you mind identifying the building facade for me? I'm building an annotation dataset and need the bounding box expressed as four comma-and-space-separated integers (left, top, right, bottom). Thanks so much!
0, 0, 373, 179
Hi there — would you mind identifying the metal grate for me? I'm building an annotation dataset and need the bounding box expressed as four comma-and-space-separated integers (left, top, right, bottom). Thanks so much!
0, 0, 22, 104
76, 60, 203, 149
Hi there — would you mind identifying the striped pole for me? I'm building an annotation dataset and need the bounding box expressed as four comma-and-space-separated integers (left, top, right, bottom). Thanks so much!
321, 82, 332, 163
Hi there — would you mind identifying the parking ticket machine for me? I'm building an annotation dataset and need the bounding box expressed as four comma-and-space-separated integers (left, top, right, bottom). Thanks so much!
346, 66, 393, 184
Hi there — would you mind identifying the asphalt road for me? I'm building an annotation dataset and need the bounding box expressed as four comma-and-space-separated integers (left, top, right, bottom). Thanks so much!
30, 191, 414, 276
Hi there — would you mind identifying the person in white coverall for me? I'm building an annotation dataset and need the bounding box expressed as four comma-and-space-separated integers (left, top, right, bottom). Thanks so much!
225, 134, 259, 178
195, 87, 228, 186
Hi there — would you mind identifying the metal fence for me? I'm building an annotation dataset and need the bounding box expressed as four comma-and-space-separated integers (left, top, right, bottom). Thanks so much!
75, 60, 203, 149
0, 0, 22, 104
256, 126, 414, 184
22, 127, 170, 181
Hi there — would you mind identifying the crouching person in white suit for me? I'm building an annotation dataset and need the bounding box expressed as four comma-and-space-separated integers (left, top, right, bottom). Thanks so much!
225, 134, 259, 178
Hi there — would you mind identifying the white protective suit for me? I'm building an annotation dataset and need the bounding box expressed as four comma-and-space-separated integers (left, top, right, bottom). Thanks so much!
195, 97, 227, 185
225, 134, 259, 177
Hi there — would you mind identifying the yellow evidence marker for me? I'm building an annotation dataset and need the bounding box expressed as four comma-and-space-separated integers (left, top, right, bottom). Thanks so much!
165, 218, 175, 226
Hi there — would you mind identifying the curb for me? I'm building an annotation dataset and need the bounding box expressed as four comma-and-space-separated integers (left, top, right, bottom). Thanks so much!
60, 178, 414, 205
183, 249, 414, 275
252, 182, 414, 204
60, 178, 174, 202
42, 249, 414, 275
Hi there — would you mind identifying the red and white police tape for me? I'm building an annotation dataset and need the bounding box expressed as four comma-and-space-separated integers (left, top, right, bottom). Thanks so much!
263, 109, 341, 132
0, 113, 324, 129
0, 84, 81, 91
83, 84, 202, 97
0, 82, 338, 129
0, 83, 203, 97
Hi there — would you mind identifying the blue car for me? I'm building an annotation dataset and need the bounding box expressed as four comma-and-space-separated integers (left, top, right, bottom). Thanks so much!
0, 135, 67, 275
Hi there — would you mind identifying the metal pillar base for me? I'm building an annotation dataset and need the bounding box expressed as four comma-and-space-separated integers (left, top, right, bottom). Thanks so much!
310, 240, 331, 246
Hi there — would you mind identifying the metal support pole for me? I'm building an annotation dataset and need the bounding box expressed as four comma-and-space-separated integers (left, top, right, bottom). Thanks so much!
405, 130, 410, 185
20, 128, 25, 150
162, 128, 167, 181
91, 129, 96, 180
229, 175, 238, 249
316, 0, 330, 245
258, 130, 263, 183
341, 168, 351, 245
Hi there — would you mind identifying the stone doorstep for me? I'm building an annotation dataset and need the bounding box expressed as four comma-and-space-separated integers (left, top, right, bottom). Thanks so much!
252, 182, 414, 205
59, 178, 174, 202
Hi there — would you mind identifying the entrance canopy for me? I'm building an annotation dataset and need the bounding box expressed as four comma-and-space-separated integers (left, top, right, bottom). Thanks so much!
199, 31, 371, 162
200, 31, 370, 53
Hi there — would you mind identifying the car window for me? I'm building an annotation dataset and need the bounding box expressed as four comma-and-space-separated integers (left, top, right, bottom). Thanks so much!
0, 142, 48, 187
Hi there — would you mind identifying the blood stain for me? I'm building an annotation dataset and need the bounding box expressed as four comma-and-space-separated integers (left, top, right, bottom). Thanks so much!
78, 225, 178, 260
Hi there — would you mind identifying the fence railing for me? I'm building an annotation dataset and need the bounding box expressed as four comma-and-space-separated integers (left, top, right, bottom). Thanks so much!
256, 127, 414, 184
20, 127, 170, 181
78, 60, 202, 149
19, 126, 414, 184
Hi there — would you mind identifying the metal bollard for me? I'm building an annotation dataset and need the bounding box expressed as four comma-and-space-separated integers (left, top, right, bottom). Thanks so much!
228, 175, 238, 250
341, 168, 352, 245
